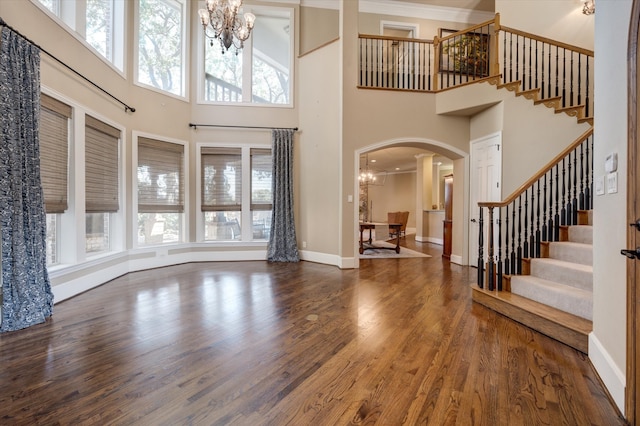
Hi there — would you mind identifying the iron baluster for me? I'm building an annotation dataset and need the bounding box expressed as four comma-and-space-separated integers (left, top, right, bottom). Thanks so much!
497, 208, 503, 291
517, 195, 523, 274
523, 189, 529, 259
488, 207, 495, 291
478, 207, 484, 289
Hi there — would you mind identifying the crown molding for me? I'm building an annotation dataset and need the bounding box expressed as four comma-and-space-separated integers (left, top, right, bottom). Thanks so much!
300, 0, 495, 24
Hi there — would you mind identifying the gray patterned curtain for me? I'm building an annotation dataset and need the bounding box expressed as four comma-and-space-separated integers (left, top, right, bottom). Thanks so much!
267, 129, 299, 262
0, 27, 53, 332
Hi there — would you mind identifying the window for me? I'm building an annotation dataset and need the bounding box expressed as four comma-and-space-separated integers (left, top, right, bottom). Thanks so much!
39, 94, 72, 265
201, 147, 242, 241
250, 148, 272, 240
137, 137, 185, 245
136, 0, 186, 97
85, 115, 120, 254
35, 0, 125, 71
203, 7, 292, 105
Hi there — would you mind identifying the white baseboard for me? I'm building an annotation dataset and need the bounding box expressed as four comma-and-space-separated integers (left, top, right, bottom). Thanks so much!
299, 249, 344, 268
589, 332, 626, 416
450, 254, 464, 265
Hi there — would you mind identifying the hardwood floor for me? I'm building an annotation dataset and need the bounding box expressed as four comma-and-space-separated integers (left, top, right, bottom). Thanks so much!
0, 238, 625, 425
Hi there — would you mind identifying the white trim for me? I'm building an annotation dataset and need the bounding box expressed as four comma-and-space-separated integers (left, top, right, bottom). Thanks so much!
131, 131, 190, 249
300, 0, 495, 23
299, 249, 342, 267
381, 20, 420, 38
589, 332, 626, 415
450, 254, 464, 265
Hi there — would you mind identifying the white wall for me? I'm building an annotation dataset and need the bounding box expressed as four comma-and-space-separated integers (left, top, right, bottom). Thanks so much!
496, 0, 594, 50
590, 0, 633, 415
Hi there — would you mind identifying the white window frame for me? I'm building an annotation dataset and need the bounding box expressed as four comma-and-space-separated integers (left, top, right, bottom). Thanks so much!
31, 0, 126, 74
196, 143, 272, 243
82, 112, 126, 260
133, 0, 189, 100
132, 131, 189, 248
197, 4, 294, 108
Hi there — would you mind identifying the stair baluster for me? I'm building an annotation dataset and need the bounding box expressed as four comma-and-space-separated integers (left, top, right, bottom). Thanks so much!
523, 189, 529, 258
579, 143, 585, 210
554, 163, 560, 240
505, 204, 511, 275
497, 208, 503, 291
530, 185, 536, 257
517, 195, 523, 274
542, 174, 548, 242
488, 207, 495, 291
478, 207, 484, 289
572, 149, 579, 224
535, 181, 541, 257
561, 158, 567, 226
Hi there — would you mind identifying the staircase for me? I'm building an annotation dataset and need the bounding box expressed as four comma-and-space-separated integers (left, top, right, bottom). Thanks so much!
510, 211, 593, 321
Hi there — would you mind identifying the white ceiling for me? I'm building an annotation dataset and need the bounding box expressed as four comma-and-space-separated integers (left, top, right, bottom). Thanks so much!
361, 147, 453, 174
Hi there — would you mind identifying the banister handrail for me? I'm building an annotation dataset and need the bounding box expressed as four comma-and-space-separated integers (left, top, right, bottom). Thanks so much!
434, 15, 498, 44
358, 33, 434, 44
499, 25, 594, 57
478, 127, 594, 209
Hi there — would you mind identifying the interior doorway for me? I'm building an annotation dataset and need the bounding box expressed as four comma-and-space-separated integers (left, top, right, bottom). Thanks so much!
469, 132, 502, 265
627, 0, 640, 421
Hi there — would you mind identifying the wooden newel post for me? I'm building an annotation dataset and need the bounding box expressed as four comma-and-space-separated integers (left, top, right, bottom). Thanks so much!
433, 35, 440, 90
492, 13, 501, 77
487, 207, 495, 291
477, 206, 484, 288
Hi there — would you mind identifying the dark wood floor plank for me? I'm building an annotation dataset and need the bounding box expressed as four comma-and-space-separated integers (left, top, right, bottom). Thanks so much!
0, 238, 625, 425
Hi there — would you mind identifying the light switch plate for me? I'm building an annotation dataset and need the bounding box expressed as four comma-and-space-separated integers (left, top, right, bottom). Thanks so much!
595, 175, 605, 195
607, 172, 618, 194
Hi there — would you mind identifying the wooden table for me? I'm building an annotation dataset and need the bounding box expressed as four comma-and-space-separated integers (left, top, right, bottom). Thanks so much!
359, 222, 402, 254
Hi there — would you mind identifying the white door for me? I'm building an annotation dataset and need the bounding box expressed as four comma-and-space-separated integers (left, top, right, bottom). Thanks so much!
469, 132, 502, 266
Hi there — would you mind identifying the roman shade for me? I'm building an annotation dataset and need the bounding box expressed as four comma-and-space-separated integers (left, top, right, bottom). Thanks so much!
39, 94, 71, 213
137, 137, 184, 213
201, 147, 242, 212
85, 115, 120, 213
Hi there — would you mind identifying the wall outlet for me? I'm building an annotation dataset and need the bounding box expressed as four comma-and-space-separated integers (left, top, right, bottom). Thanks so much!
302, 241, 307, 248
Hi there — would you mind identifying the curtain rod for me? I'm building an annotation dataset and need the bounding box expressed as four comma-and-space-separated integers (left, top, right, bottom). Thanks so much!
189, 123, 299, 131
0, 18, 136, 113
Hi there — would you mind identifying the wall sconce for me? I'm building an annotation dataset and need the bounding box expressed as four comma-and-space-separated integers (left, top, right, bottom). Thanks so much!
583, 0, 595, 15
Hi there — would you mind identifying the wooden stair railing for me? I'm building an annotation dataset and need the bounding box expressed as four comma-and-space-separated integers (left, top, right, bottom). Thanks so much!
358, 13, 595, 122
476, 128, 594, 292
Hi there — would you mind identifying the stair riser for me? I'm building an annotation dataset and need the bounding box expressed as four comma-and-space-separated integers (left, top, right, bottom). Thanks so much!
549, 242, 592, 266
568, 226, 593, 244
530, 260, 592, 292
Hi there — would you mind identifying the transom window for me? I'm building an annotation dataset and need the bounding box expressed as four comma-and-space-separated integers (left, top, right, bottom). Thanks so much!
136, 0, 187, 97
34, 0, 125, 71
202, 7, 293, 106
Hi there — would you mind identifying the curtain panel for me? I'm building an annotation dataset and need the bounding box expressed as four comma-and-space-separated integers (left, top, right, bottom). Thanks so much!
0, 27, 54, 332
267, 129, 299, 262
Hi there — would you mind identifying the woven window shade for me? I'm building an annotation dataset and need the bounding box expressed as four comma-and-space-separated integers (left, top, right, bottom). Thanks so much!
39, 94, 71, 213
251, 148, 272, 211
85, 115, 120, 213
137, 137, 184, 213
201, 147, 242, 212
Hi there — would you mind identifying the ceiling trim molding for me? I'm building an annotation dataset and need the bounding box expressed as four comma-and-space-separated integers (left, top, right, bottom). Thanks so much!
300, 0, 495, 24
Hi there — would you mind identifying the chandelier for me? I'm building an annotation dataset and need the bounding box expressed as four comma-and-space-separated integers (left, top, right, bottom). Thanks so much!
198, 0, 256, 55
582, 0, 595, 15
359, 155, 386, 186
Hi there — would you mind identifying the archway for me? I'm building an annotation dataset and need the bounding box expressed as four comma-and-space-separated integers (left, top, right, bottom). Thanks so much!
353, 138, 468, 266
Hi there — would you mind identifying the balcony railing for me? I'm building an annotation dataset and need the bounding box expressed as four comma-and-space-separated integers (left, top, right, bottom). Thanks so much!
358, 14, 594, 120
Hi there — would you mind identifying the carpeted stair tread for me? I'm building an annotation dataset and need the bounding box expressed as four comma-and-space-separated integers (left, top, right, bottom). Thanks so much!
510, 275, 592, 320
568, 225, 593, 244
548, 241, 592, 266
529, 258, 592, 291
